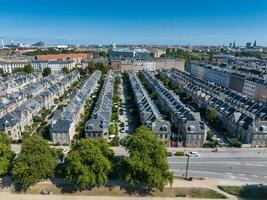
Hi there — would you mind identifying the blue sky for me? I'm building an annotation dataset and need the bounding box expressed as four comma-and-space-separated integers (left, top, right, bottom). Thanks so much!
1, 0, 267, 45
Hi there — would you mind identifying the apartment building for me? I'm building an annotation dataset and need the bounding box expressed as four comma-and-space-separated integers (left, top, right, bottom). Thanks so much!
141, 70, 207, 147
128, 71, 171, 144
50, 70, 101, 144
0, 61, 31, 73
110, 59, 185, 72
85, 71, 115, 139
32, 60, 75, 72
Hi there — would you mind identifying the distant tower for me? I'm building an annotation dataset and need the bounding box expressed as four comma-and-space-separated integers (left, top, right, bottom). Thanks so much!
111, 41, 116, 50
253, 40, 257, 48
11, 38, 14, 45
1, 37, 4, 48
233, 40, 236, 49
229, 42, 232, 48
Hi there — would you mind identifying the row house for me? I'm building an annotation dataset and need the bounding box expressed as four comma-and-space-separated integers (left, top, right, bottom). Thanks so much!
166, 69, 267, 147
128, 71, 171, 144
85, 71, 115, 139
0, 72, 40, 97
140, 70, 207, 147
169, 68, 267, 120
0, 73, 64, 118
0, 71, 80, 140
50, 70, 101, 145
189, 61, 267, 103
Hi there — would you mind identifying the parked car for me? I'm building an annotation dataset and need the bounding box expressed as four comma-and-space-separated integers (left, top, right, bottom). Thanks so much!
167, 152, 174, 157
186, 151, 199, 157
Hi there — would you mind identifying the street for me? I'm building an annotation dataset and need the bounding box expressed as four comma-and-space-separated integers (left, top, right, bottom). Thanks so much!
168, 150, 267, 183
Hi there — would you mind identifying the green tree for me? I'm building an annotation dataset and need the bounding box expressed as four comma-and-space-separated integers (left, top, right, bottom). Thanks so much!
42, 67, 52, 77
207, 130, 215, 141
64, 139, 113, 189
23, 64, 34, 74
108, 125, 117, 136
123, 126, 173, 191
87, 61, 96, 73
62, 67, 70, 74
0, 69, 4, 76
0, 132, 15, 176
206, 107, 217, 124
12, 135, 59, 190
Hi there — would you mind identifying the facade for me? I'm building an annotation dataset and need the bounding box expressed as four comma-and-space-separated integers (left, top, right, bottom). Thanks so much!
243, 77, 267, 103
189, 62, 230, 88
0, 61, 31, 73
85, 71, 115, 139
229, 73, 245, 93
32, 60, 75, 72
128, 71, 171, 143
108, 49, 152, 59
50, 70, 101, 144
141, 70, 207, 147
110, 59, 185, 72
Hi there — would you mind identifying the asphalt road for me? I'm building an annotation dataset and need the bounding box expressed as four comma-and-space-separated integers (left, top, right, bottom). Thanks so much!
168, 150, 267, 183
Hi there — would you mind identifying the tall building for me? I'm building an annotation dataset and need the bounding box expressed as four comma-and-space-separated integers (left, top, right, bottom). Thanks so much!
246, 42, 252, 49
1, 37, 4, 48
111, 41, 116, 50
233, 41, 236, 49
253, 40, 257, 48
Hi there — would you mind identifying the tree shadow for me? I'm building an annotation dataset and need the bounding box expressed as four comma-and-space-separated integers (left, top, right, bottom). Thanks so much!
106, 179, 153, 196
0, 176, 12, 189
240, 184, 267, 199
50, 178, 78, 193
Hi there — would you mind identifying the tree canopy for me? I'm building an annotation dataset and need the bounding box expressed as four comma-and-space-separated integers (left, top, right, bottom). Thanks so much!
11, 135, 59, 190
23, 64, 34, 74
63, 139, 113, 189
62, 67, 70, 74
42, 67, 52, 77
87, 61, 110, 74
0, 132, 15, 176
123, 126, 173, 191
206, 107, 217, 124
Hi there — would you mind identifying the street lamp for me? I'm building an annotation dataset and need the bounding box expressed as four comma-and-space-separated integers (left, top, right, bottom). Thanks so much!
185, 153, 190, 180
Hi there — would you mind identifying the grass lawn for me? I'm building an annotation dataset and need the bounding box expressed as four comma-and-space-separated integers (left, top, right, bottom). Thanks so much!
18, 182, 226, 199
217, 185, 241, 196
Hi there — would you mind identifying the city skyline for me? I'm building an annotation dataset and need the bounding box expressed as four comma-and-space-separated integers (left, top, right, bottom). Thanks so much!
1, 0, 267, 45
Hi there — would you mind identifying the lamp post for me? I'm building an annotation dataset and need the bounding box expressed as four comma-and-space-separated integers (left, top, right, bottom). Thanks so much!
185, 153, 190, 180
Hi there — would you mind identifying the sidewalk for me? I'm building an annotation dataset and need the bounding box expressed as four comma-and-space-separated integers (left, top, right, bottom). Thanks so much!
0, 177, 242, 200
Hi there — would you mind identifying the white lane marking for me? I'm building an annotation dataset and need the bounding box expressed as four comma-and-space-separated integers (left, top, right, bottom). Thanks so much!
251, 175, 259, 178
229, 176, 236, 179
238, 174, 245, 176
225, 173, 232, 175
171, 169, 219, 175
264, 176, 267, 179
239, 177, 249, 181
